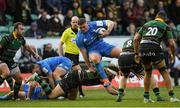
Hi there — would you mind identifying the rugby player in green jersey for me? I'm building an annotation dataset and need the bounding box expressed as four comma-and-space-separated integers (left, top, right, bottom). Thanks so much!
0, 22, 40, 99
134, 11, 179, 102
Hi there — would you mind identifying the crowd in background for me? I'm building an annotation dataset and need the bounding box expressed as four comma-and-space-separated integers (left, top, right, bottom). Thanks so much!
0, 0, 180, 85
0, 0, 179, 36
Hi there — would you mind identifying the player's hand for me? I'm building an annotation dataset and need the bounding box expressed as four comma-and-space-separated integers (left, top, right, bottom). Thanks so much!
35, 54, 42, 60
99, 30, 110, 38
134, 53, 141, 64
88, 66, 96, 73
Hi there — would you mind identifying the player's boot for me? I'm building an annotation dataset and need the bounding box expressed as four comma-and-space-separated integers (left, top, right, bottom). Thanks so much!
26, 72, 38, 83
156, 96, 165, 101
144, 98, 155, 103
170, 97, 180, 102
79, 92, 85, 98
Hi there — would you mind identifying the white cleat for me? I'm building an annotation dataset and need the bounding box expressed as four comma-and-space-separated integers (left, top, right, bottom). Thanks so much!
144, 98, 155, 103
170, 97, 180, 102
26, 72, 38, 83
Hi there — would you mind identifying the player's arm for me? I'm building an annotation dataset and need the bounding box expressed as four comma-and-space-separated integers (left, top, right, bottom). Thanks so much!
100, 20, 115, 37
23, 44, 41, 59
0, 36, 9, 53
80, 48, 95, 72
58, 41, 64, 56
134, 30, 142, 63
166, 26, 176, 64
47, 73, 55, 89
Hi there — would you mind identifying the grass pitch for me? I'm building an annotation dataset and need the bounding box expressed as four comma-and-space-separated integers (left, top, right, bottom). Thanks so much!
0, 87, 180, 107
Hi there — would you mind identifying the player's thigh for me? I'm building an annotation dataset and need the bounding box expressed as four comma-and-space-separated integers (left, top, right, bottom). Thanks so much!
48, 85, 65, 99
89, 52, 101, 63
0, 62, 10, 76
11, 66, 22, 82
110, 47, 121, 58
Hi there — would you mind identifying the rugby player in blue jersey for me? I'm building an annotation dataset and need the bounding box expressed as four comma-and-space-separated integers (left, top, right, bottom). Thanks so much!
30, 56, 72, 88
76, 18, 121, 90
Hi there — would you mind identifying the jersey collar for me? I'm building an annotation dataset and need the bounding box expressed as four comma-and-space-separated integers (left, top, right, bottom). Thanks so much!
155, 18, 165, 23
12, 32, 18, 39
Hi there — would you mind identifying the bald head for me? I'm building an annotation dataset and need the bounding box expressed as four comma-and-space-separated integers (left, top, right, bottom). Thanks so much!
71, 16, 79, 29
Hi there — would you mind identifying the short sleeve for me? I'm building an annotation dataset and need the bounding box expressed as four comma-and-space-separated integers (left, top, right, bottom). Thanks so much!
138, 27, 143, 37
0, 36, 9, 47
60, 30, 68, 43
38, 62, 52, 75
76, 32, 85, 49
166, 26, 173, 39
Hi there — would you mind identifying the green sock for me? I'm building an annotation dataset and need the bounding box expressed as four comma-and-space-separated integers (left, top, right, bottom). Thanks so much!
6, 76, 14, 91
168, 90, 174, 98
118, 88, 124, 96
153, 88, 160, 97
14, 82, 21, 99
34, 76, 52, 95
144, 92, 150, 99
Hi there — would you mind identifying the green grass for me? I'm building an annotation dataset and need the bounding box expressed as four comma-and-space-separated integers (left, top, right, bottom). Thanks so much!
0, 87, 180, 107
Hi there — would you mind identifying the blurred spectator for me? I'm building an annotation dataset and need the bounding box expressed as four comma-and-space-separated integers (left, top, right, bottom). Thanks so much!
142, 10, 152, 24
29, 0, 42, 15
168, 20, 179, 38
0, 0, 6, 25
5, 0, 16, 16
144, 0, 158, 9
18, 46, 38, 73
125, 23, 136, 36
94, 1, 106, 20
168, 0, 180, 25
25, 22, 45, 39
47, 10, 64, 37
133, 0, 146, 26
42, 43, 58, 59
46, 0, 62, 15
37, 10, 50, 34
170, 55, 180, 86
64, 9, 73, 28
149, 8, 156, 19
14, 0, 32, 25
72, 1, 83, 17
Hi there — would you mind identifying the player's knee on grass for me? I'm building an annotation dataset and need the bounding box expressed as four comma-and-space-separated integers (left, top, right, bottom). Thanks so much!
0, 63, 10, 77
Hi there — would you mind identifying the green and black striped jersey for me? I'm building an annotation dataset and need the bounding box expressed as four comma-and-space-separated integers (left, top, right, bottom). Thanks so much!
138, 19, 173, 44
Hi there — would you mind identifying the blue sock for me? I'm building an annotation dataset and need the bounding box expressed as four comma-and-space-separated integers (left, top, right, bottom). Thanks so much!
95, 62, 107, 79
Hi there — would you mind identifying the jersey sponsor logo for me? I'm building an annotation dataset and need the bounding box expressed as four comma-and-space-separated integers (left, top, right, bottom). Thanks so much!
71, 38, 76, 43
96, 21, 103, 26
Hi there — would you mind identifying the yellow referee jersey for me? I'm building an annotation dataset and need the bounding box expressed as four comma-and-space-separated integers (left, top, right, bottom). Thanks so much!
60, 27, 80, 54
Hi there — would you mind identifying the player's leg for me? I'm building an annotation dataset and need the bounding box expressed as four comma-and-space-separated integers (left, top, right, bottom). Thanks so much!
156, 59, 179, 102
11, 66, 23, 100
48, 84, 65, 99
143, 63, 154, 103
110, 47, 121, 58
0, 63, 10, 85
89, 52, 109, 83
53, 67, 66, 85
150, 75, 165, 101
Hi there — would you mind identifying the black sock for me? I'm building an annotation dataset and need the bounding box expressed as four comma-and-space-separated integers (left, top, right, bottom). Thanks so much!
169, 90, 174, 97
14, 82, 22, 99
6, 76, 14, 91
34, 76, 52, 95
153, 87, 160, 97
0, 76, 5, 85
144, 92, 150, 99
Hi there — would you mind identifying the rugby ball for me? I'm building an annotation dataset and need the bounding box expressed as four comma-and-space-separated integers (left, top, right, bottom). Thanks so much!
95, 28, 106, 35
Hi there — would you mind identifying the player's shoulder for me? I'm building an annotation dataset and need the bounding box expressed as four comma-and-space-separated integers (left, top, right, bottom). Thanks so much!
64, 27, 72, 33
